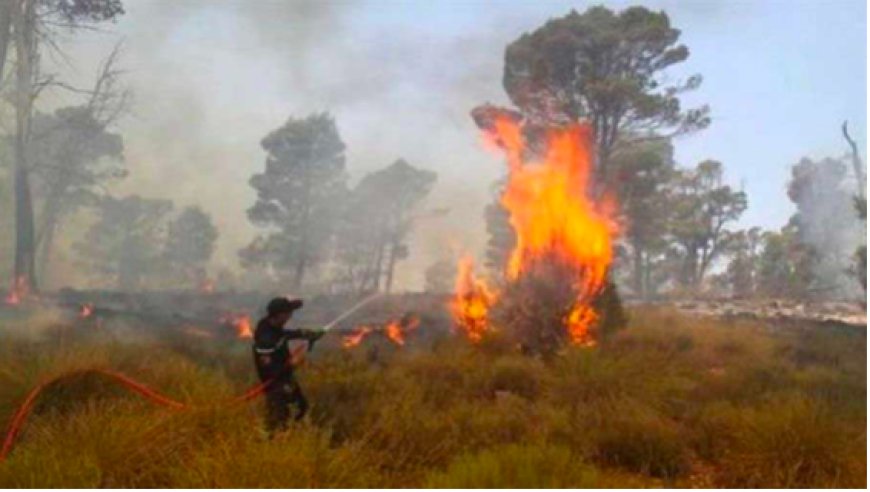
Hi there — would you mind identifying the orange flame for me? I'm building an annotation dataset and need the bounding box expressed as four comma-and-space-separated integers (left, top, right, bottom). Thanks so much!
4, 276, 28, 305
342, 325, 373, 348
385, 315, 420, 346
476, 115, 618, 345
234, 315, 253, 339
384, 321, 404, 345
79, 303, 94, 318
450, 256, 497, 343
221, 313, 252, 339
199, 278, 215, 294
343, 316, 420, 348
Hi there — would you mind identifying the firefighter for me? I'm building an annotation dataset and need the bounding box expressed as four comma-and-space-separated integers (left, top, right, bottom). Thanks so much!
252, 297, 324, 433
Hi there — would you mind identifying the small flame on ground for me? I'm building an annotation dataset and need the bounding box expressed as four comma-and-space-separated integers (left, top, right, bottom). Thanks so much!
450, 256, 497, 343
385, 321, 404, 345
385, 316, 420, 346
5, 276, 28, 305
220, 313, 253, 339
343, 325, 373, 348
79, 303, 94, 318
343, 316, 420, 348
234, 315, 253, 339
199, 278, 215, 294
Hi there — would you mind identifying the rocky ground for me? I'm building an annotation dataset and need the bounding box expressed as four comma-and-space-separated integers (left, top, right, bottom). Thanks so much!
667, 298, 866, 329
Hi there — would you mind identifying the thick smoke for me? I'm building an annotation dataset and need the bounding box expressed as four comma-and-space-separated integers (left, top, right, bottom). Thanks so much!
43, 0, 524, 289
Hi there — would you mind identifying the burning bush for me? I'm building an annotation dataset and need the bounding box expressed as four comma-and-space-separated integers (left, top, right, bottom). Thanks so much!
493, 257, 591, 354
449, 256, 497, 343
452, 106, 625, 353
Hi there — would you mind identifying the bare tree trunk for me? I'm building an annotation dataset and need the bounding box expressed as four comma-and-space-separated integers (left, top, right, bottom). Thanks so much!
38, 217, 56, 287
631, 242, 644, 299
683, 246, 699, 290
293, 253, 306, 290
842, 121, 865, 199
0, 1, 12, 84
371, 240, 384, 292
384, 236, 400, 294
643, 254, 653, 298
36, 194, 62, 288
11, 0, 37, 293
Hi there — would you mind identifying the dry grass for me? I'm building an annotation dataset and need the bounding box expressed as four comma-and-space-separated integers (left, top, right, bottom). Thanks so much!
0, 307, 865, 488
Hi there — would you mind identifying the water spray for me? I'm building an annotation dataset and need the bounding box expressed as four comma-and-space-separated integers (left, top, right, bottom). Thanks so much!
321, 293, 382, 331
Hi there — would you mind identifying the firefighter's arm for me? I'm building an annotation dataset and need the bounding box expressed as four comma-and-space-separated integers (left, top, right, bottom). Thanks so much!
282, 328, 325, 342
284, 328, 325, 353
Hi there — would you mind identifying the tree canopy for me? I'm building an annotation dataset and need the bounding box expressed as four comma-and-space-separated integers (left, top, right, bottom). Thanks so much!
240, 112, 347, 288
76, 194, 172, 290
333, 159, 437, 293
164, 206, 218, 287
503, 6, 709, 172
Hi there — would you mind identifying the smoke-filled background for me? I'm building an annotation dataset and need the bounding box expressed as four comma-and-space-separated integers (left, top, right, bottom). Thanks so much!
0, 4, 867, 487
1, 0, 866, 297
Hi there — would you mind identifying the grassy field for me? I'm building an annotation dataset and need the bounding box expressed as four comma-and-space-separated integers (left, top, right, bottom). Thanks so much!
0, 307, 865, 488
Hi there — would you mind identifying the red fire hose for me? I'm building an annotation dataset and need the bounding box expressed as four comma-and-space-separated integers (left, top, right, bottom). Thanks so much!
1, 345, 308, 463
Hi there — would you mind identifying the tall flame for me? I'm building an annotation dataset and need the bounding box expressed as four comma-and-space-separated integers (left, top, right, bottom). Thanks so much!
456, 114, 618, 346
491, 116, 617, 344
450, 256, 497, 342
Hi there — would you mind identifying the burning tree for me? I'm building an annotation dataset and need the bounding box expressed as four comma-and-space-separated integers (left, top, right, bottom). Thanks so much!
479, 5, 712, 308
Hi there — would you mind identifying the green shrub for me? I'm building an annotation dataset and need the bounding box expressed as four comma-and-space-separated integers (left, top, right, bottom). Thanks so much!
485, 356, 545, 399
168, 421, 381, 488
710, 394, 866, 488
425, 443, 599, 488
589, 405, 689, 479
0, 311, 865, 488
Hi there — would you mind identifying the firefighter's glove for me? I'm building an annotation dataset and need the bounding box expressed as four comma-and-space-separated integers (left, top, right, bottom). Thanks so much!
305, 328, 326, 342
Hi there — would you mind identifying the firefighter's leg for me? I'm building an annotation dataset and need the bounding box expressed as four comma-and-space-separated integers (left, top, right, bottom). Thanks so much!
265, 381, 291, 433
290, 379, 309, 421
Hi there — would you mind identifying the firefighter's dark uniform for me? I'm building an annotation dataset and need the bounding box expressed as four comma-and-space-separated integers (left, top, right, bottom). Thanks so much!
252, 316, 316, 431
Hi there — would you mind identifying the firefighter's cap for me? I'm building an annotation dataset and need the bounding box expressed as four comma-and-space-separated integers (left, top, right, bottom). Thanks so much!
266, 297, 304, 316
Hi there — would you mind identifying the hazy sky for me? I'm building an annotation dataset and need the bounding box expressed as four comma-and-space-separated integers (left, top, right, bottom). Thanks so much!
52, 0, 867, 289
